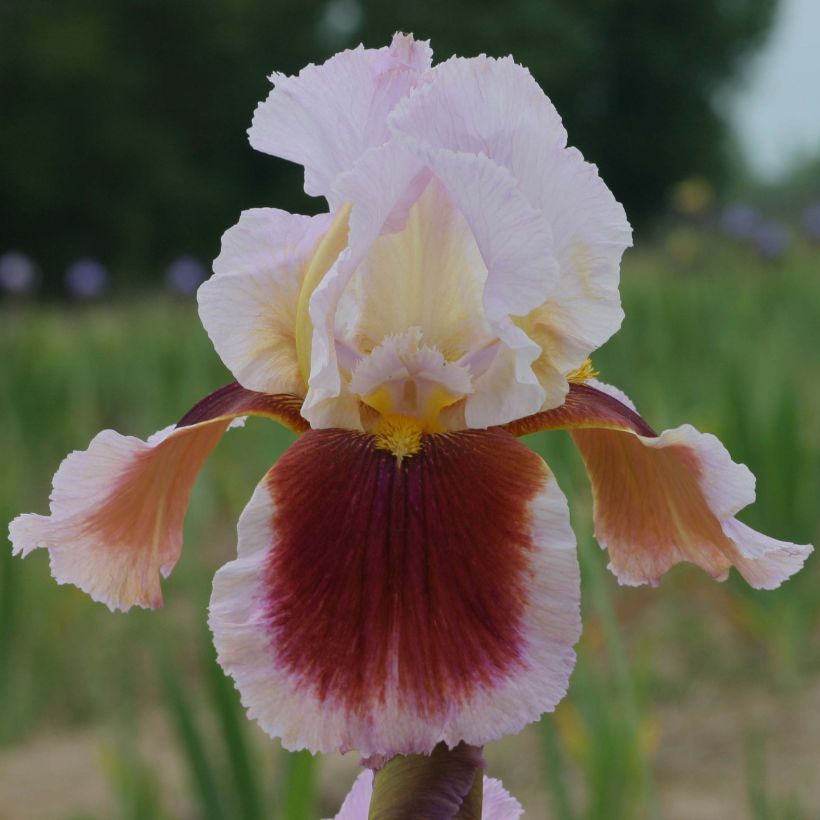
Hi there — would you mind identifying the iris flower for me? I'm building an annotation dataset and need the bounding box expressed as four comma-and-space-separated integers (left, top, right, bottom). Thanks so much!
10, 35, 811, 764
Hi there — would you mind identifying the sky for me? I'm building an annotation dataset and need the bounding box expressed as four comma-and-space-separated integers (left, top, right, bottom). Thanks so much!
731, 0, 820, 179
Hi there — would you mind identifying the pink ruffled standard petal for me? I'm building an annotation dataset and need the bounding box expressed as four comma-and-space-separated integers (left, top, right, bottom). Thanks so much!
504, 381, 812, 588
9, 384, 306, 611
198, 208, 333, 396
304, 139, 560, 429
210, 428, 580, 756
327, 770, 523, 819
390, 54, 632, 407
249, 33, 432, 198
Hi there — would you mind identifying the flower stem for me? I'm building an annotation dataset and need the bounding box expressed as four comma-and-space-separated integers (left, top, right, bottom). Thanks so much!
368, 741, 484, 819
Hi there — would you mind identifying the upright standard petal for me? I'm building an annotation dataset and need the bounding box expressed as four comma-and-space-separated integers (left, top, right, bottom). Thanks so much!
301, 142, 426, 428
210, 428, 580, 756
343, 176, 491, 363
391, 55, 631, 405
9, 384, 306, 611
418, 148, 557, 425
249, 33, 432, 198
198, 208, 333, 396
389, 55, 567, 182
311, 141, 558, 430
504, 381, 812, 588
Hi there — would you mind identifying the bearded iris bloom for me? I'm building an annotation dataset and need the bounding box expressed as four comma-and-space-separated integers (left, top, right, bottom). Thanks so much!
10, 35, 811, 763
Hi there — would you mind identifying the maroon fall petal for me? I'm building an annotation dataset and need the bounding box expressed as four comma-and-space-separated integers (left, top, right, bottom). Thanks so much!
266, 428, 537, 714
210, 427, 581, 755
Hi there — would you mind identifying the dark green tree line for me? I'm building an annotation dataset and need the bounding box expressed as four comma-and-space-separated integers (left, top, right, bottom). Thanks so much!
0, 0, 776, 291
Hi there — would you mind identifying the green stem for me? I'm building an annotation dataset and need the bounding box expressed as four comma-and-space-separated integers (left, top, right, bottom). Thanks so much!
368, 742, 484, 819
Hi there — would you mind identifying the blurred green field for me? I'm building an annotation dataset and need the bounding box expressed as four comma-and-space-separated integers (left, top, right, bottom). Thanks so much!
1, 235, 818, 819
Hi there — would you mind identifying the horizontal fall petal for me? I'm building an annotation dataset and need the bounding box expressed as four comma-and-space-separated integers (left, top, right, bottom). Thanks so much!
210, 427, 580, 756
503, 381, 812, 588
9, 384, 305, 611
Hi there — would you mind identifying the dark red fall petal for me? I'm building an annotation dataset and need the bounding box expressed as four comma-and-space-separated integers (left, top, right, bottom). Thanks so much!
209, 426, 581, 755
266, 428, 540, 714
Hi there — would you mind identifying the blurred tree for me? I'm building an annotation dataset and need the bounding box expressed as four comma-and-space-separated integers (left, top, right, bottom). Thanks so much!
0, 0, 776, 291
359, 0, 777, 224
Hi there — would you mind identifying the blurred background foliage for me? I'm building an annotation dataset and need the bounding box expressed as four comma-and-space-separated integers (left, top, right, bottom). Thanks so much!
0, 0, 780, 292
2, 0, 820, 818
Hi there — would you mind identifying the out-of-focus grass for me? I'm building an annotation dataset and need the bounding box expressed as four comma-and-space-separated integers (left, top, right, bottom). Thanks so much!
1, 236, 818, 817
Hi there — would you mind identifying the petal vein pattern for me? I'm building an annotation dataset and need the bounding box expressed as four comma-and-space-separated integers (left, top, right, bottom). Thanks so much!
249, 33, 433, 198
391, 55, 631, 404
209, 428, 580, 756
9, 384, 305, 611
504, 381, 812, 588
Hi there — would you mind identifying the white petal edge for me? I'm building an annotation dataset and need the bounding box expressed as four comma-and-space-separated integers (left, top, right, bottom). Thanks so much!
9, 420, 230, 611
209, 457, 581, 757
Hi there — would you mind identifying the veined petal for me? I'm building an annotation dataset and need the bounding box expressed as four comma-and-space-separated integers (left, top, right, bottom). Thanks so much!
198, 208, 333, 396
9, 384, 305, 611
249, 33, 432, 198
302, 142, 426, 428
482, 777, 525, 819
327, 770, 522, 820
419, 146, 557, 320
344, 176, 492, 362
391, 56, 631, 404
210, 428, 580, 756
390, 54, 567, 178
503, 382, 813, 588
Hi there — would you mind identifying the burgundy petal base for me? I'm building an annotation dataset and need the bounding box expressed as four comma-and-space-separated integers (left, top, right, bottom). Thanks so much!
210, 426, 581, 755
266, 428, 541, 715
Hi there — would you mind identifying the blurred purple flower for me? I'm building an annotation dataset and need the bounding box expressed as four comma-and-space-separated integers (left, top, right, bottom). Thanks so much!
719, 203, 760, 239
65, 258, 109, 299
0, 251, 38, 295
165, 255, 207, 295
751, 222, 789, 261
801, 202, 820, 242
